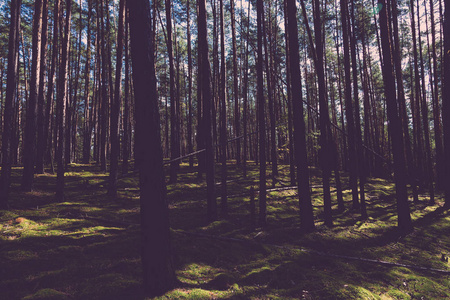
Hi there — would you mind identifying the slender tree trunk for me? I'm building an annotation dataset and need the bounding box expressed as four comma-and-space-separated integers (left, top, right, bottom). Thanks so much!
56, 0, 72, 201
187, 0, 194, 169
219, 0, 228, 216
35, 0, 48, 174
198, 0, 217, 222
341, 0, 359, 210
108, 0, 125, 197
431, 0, 445, 190
128, 0, 176, 295
257, 0, 267, 227
22, 0, 43, 191
167, 0, 180, 183
82, 0, 93, 164
286, 0, 315, 232
122, 10, 130, 174
230, 0, 240, 166
0, 0, 22, 208
378, 0, 412, 231
443, 0, 450, 208
313, 0, 332, 227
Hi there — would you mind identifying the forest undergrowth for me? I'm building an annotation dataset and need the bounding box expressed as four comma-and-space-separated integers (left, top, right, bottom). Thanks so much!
1, 161, 450, 299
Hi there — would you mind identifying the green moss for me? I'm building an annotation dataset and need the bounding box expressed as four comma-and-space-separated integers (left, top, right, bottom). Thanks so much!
22, 288, 69, 300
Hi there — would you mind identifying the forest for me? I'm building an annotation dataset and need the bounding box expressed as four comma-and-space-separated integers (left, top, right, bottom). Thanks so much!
0, 0, 450, 298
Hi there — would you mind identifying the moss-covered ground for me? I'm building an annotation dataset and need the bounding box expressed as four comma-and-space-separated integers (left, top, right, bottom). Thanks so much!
1, 161, 450, 299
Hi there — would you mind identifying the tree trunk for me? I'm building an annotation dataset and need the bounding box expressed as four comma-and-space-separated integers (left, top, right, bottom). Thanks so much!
219, 0, 228, 216
167, 0, 180, 183
0, 0, 22, 208
286, 0, 315, 232
56, 0, 72, 201
340, 0, 359, 210
378, 0, 412, 231
122, 10, 130, 174
108, 0, 126, 197
230, 0, 240, 166
22, 0, 43, 191
443, 0, 450, 208
82, 0, 92, 164
257, 0, 267, 227
198, 0, 217, 222
35, 0, 48, 174
128, 0, 176, 295
313, 0, 332, 227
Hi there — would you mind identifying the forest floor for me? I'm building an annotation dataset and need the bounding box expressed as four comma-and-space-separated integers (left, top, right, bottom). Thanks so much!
1, 161, 450, 299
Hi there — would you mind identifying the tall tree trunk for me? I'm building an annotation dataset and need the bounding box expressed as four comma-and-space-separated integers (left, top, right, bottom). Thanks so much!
431, 0, 445, 190
187, 0, 194, 168
230, 0, 240, 166
242, 1, 250, 178
128, 0, 176, 295
82, 0, 92, 164
443, 0, 450, 208
286, 0, 315, 232
22, 0, 43, 191
340, 0, 359, 210
219, 0, 227, 216
122, 10, 130, 174
378, 0, 412, 231
257, 0, 267, 227
99, 0, 108, 172
167, 0, 180, 183
198, 0, 217, 222
283, 0, 296, 186
313, 0, 332, 227
0, 0, 22, 208
350, 2, 367, 219
56, 0, 72, 201
35, 0, 48, 174
108, 0, 126, 197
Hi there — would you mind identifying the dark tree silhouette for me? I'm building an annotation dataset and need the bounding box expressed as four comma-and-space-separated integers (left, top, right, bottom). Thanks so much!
128, 0, 176, 295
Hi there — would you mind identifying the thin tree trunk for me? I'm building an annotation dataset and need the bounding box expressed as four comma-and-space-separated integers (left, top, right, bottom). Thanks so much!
257, 0, 266, 227
122, 10, 130, 174
313, 0, 332, 227
167, 0, 180, 183
35, 0, 48, 174
230, 0, 240, 166
108, 0, 125, 197
340, 0, 359, 210
22, 0, 43, 191
0, 0, 22, 208
56, 0, 72, 201
286, 0, 315, 232
219, 0, 227, 216
378, 0, 412, 231
198, 0, 217, 222
443, 0, 450, 208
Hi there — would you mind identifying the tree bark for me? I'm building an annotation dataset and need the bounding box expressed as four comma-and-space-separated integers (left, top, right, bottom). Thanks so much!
35, 0, 48, 174
128, 0, 176, 295
108, 0, 126, 197
56, 0, 72, 201
22, 0, 43, 191
443, 0, 450, 208
378, 0, 412, 231
257, 0, 267, 227
0, 0, 22, 208
198, 0, 217, 222
286, 0, 315, 232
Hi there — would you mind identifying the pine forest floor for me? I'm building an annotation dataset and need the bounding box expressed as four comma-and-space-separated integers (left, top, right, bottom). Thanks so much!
1, 161, 450, 299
